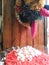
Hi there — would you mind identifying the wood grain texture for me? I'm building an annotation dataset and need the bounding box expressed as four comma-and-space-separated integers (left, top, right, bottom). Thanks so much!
26, 28, 33, 46
33, 21, 39, 49
38, 20, 44, 51
4, 0, 45, 52
20, 25, 27, 47
13, 19, 21, 47
34, 20, 44, 51
3, 0, 12, 49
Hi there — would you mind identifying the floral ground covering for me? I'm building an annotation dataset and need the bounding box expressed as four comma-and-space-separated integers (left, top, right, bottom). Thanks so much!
6, 46, 49, 65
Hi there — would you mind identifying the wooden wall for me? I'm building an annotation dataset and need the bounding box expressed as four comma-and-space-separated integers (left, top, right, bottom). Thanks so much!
3, 0, 44, 52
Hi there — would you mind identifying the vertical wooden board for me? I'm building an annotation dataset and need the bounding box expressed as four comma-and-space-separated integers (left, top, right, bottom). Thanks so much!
3, 0, 45, 50
13, 19, 20, 47
33, 21, 39, 49
4, 0, 12, 49
26, 27, 32, 46
4, 20, 12, 49
20, 25, 27, 47
38, 20, 44, 51
3, 0, 6, 7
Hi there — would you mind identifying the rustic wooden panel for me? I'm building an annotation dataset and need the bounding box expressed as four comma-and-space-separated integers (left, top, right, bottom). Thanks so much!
26, 28, 33, 46
13, 19, 21, 47
20, 25, 27, 47
3, 0, 45, 52
13, 20, 33, 47
38, 20, 44, 51
34, 20, 44, 51
12, 19, 44, 51
4, 0, 12, 49
34, 21, 39, 49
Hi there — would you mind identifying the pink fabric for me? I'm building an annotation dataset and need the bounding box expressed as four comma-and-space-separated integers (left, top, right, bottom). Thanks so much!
31, 21, 37, 39
6, 50, 49, 65
40, 8, 49, 17
30, 8, 49, 39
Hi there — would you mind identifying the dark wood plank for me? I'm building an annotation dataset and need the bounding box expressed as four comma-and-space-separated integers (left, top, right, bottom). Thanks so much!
4, 0, 12, 49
